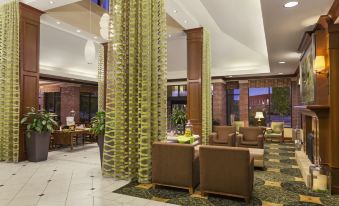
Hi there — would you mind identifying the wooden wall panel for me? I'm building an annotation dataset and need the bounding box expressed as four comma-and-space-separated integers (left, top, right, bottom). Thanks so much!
329, 24, 339, 194
19, 3, 43, 161
185, 28, 203, 138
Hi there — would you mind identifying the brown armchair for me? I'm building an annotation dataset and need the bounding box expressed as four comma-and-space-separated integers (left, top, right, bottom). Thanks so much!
199, 145, 254, 203
152, 142, 199, 194
236, 127, 264, 149
209, 126, 236, 146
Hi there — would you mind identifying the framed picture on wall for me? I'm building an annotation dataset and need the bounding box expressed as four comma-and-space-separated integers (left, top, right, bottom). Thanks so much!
300, 35, 316, 104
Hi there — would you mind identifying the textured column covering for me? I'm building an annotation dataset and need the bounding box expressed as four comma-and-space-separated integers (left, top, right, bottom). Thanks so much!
0, 0, 20, 162
202, 29, 212, 145
97, 45, 105, 112
103, 0, 167, 183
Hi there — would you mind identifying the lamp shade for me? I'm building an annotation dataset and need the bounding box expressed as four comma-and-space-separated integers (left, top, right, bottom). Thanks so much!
314, 56, 325, 72
255, 112, 264, 119
84, 40, 96, 64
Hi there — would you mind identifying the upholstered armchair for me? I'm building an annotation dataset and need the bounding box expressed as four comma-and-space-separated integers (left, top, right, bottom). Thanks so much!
152, 142, 200, 194
265, 122, 284, 143
232, 121, 245, 133
209, 126, 236, 146
199, 145, 254, 203
236, 127, 264, 149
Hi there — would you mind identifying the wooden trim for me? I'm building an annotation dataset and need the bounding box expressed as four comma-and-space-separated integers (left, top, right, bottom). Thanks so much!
298, 31, 313, 53
224, 74, 295, 81
40, 74, 98, 86
328, 0, 339, 23
153, 183, 194, 194
167, 78, 187, 82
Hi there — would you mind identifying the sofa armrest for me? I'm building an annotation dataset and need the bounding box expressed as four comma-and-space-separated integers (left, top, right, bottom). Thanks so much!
249, 156, 254, 192
228, 133, 236, 146
257, 134, 264, 149
209, 133, 217, 145
236, 134, 243, 147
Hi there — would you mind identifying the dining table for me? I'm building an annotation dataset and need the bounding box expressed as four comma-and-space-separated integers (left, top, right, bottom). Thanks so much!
51, 128, 92, 151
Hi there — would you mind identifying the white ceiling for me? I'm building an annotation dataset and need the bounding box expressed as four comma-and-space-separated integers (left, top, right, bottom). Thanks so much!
21, 0, 335, 81
40, 23, 99, 81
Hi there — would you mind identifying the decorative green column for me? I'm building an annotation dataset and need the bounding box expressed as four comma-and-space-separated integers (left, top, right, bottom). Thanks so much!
97, 44, 105, 112
202, 28, 212, 145
103, 0, 167, 183
0, 0, 20, 162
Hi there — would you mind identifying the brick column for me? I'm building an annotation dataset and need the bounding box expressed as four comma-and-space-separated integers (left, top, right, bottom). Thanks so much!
291, 80, 301, 128
60, 87, 80, 125
212, 82, 226, 125
239, 82, 249, 126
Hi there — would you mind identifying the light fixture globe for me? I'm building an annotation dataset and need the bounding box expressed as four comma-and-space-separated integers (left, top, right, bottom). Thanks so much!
100, 13, 110, 40
84, 39, 96, 64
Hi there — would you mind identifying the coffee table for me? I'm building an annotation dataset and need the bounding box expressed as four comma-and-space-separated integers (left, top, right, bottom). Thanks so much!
248, 148, 265, 168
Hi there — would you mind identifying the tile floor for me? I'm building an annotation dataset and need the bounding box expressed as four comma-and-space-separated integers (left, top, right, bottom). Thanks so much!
0, 144, 176, 206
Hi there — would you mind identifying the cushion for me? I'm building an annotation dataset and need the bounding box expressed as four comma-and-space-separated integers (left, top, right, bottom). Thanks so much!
241, 140, 258, 146
265, 133, 282, 138
271, 122, 283, 133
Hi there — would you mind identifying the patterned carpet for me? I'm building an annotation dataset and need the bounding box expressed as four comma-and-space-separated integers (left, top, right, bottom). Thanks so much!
113, 142, 339, 205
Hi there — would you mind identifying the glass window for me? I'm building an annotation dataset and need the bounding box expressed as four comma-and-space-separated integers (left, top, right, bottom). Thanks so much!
226, 89, 240, 125
80, 92, 98, 123
44, 92, 61, 122
248, 87, 291, 127
171, 86, 179, 97
179, 85, 187, 96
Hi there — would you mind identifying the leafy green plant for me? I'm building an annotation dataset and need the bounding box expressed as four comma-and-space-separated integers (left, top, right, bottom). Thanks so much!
91, 111, 105, 136
20, 107, 58, 137
171, 108, 186, 128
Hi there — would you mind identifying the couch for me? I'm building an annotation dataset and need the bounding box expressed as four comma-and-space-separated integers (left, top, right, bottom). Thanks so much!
209, 126, 236, 146
265, 122, 284, 143
236, 127, 264, 149
152, 142, 199, 194
199, 145, 254, 203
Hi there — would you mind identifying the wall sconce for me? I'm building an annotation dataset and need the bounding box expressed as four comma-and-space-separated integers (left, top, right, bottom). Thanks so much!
255, 112, 264, 126
313, 56, 326, 73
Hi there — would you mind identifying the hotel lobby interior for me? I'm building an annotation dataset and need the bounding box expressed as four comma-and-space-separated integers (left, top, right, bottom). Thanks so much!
1, 0, 339, 205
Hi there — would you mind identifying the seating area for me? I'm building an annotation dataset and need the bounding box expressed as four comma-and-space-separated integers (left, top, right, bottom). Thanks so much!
1, 0, 339, 206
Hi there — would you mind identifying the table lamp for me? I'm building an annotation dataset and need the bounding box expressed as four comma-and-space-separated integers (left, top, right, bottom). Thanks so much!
255, 112, 264, 126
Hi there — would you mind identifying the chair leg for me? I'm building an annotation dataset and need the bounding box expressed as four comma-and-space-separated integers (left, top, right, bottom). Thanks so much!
188, 187, 193, 194
152, 184, 156, 189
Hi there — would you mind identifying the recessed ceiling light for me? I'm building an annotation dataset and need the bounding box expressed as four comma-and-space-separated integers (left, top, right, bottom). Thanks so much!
56, 21, 61, 25
284, 1, 299, 8
93, 36, 98, 39
76, 29, 81, 33
49, 1, 54, 4
168, 34, 172, 38
184, 20, 188, 24
278, 72, 284, 75
229, 76, 233, 78
278, 61, 286, 64
173, 9, 177, 13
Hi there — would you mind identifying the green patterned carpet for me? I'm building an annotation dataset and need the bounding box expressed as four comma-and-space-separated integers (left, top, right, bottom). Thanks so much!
113, 142, 339, 205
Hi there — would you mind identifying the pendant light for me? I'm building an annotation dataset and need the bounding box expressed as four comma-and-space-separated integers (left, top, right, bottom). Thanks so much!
84, 0, 96, 64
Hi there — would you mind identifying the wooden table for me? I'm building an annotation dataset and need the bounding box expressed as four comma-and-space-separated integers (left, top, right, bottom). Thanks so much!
52, 129, 92, 151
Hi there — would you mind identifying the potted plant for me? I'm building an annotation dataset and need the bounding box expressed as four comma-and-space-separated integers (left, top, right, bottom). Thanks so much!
171, 108, 187, 135
91, 111, 105, 164
20, 107, 57, 162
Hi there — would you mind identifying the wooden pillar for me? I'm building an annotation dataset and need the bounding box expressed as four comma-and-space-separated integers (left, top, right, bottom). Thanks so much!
18, 3, 43, 161
329, 24, 339, 194
212, 82, 226, 125
185, 28, 203, 137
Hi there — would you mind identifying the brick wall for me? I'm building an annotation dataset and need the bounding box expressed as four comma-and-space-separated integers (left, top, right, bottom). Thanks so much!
239, 82, 249, 126
212, 83, 226, 125
60, 86, 80, 125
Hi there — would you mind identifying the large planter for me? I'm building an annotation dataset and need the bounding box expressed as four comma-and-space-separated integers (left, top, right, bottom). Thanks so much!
97, 135, 104, 165
26, 131, 51, 162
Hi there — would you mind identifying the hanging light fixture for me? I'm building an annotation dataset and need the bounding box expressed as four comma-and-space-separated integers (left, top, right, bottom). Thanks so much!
84, 0, 96, 64
100, 13, 109, 40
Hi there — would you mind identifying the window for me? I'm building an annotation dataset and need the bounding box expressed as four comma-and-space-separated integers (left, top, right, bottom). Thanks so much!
80, 93, 98, 123
168, 85, 187, 97
248, 87, 291, 127
44, 92, 61, 122
226, 89, 240, 125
